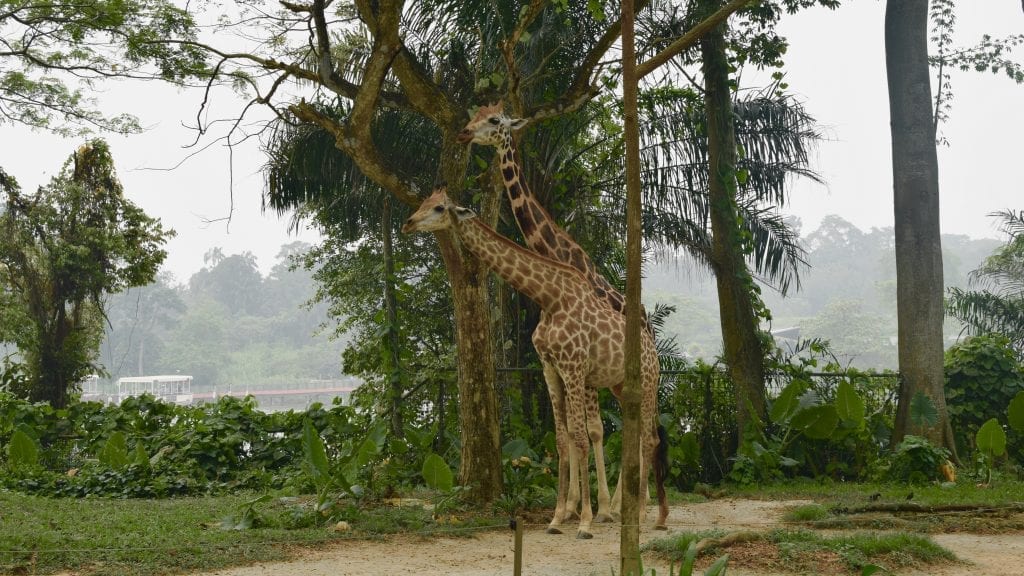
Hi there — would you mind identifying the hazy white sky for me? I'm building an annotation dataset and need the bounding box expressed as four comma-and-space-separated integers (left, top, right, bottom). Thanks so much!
1, 2, 1021, 282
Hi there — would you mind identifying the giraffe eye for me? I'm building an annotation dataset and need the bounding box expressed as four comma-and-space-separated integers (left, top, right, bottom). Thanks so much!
433, 205, 445, 213
488, 117, 500, 125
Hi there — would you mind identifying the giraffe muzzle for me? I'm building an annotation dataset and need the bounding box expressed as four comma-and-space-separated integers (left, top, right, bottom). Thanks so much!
456, 130, 473, 144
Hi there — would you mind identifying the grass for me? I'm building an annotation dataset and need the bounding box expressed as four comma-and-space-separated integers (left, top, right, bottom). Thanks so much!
644, 528, 955, 574
0, 491, 505, 576
730, 478, 1024, 509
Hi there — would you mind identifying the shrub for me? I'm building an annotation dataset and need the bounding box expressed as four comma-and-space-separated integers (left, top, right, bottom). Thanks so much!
944, 334, 1024, 460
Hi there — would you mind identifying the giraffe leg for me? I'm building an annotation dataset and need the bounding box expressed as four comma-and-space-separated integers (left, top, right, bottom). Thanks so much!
563, 373, 594, 539
586, 387, 613, 523
643, 363, 669, 530
542, 363, 573, 534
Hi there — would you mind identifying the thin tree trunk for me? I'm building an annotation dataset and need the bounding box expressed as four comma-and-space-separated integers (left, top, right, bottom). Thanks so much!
885, 0, 958, 460
700, 3, 767, 443
382, 197, 403, 439
621, 0, 643, 571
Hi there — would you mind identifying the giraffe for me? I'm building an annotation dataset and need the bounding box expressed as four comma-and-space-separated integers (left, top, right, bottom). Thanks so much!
458, 102, 659, 522
402, 187, 668, 539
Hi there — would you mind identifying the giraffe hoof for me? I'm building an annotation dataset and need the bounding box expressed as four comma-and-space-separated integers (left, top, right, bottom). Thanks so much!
576, 530, 594, 540
654, 523, 668, 531
546, 527, 563, 535
594, 513, 614, 523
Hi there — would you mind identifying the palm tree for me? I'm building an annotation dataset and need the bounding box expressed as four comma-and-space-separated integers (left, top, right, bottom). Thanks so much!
947, 210, 1024, 353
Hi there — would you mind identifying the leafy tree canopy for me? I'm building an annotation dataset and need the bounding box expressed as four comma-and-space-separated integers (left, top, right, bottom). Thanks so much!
0, 0, 206, 134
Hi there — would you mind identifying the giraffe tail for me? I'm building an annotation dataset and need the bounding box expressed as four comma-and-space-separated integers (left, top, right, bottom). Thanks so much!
654, 424, 669, 520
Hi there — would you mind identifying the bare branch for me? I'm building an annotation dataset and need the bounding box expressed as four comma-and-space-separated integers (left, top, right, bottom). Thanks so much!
289, 101, 420, 207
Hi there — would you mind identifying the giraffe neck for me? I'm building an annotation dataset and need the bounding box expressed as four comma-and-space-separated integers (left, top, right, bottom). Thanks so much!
497, 132, 562, 258
496, 131, 630, 317
456, 216, 584, 311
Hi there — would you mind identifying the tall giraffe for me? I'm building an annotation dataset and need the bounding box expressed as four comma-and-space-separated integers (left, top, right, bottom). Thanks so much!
458, 102, 657, 521
403, 187, 668, 539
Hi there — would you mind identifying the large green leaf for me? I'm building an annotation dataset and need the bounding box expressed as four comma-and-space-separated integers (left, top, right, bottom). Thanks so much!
422, 452, 453, 492
7, 429, 38, 468
1009, 391, 1024, 432
791, 405, 839, 440
769, 380, 805, 423
355, 420, 387, 468
835, 381, 865, 428
976, 418, 1007, 458
909, 392, 939, 428
98, 431, 129, 470
301, 418, 330, 486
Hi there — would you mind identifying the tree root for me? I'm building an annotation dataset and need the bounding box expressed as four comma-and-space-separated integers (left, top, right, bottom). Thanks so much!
694, 530, 764, 554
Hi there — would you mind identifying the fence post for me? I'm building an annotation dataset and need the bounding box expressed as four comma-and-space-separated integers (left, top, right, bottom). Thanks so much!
513, 516, 523, 576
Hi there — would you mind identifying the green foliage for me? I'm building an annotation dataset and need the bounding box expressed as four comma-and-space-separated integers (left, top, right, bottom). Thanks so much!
730, 341, 894, 484
422, 453, 454, 492
886, 435, 951, 484
975, 418, 1008, 485
6, 428, 39, 469
0, 141, 174, 407
97, 431, 129, 470
943, 334, 1024, 458
976, 419, 1008, 459
0, 0, 207, 135
946, 210, 1024, 351
0, 393, 421, 499
1010, 391, 1024, 432
494, 439, 555, 516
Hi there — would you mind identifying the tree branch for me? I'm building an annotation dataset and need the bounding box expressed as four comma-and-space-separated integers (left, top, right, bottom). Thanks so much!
637, 0, 752, 79
523, 0, 652, 123
288, 101, 420, 208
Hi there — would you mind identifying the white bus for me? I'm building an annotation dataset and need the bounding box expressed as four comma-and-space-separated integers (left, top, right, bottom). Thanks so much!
116, 375, 193, 405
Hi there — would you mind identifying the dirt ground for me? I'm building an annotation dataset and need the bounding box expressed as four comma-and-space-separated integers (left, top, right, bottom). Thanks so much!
196, 499, 1024, 576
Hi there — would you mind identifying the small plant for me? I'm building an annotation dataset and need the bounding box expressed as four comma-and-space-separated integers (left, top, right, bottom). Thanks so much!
220, 494, 273, 530
976, 418, 1008, 484
887, 435, 951, 484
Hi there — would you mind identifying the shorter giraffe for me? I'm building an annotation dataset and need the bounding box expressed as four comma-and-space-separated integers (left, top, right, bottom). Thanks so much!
403, 187, 668, 538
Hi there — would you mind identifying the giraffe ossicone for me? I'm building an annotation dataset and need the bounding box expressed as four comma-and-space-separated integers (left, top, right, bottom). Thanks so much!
403, 187, 668, 539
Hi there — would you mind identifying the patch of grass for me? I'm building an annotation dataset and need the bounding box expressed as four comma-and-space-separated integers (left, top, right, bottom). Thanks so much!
769, 529, 955, 571
733, 479, 1024, 509
665, 488, 708, 506
0, 491, 505, 576
642, 530, 727, 560
644, 528, 955, 574
782, 503, 830, 522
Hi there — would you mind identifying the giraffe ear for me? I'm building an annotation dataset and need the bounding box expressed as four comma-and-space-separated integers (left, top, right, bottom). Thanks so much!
509, 117, 528, 131
452, 206, 475, 221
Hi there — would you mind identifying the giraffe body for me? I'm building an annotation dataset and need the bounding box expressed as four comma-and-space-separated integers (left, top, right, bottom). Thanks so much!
403, 189, 668, 538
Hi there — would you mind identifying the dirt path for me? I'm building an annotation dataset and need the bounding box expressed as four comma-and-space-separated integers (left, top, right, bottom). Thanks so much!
196, 500, 1024, 576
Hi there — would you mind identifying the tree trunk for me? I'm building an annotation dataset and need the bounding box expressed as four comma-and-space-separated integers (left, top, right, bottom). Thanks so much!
435, 234, 503, 502
434, 139, 503, 504
382, 196, 403, 439
885, 0, 958, 459
700, 7, 767, 442
621, 0, 643, 571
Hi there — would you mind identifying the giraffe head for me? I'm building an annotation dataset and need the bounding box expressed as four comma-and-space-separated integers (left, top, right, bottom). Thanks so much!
456, 101, 528, 146
402, 187, 475, 234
